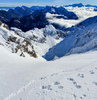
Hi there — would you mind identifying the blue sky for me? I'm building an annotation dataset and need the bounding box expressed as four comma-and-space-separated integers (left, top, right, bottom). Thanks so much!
0, 0, 97, 7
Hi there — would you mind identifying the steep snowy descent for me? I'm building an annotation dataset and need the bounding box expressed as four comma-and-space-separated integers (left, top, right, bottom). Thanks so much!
44, 16, 97, 60
0, 45, 97, 100
11, 25, 64, 56
0, 22, 37, 58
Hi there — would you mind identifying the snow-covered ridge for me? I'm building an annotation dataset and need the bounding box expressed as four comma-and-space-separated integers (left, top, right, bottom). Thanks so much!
43, 16, 97, 60
11, 25, 64, 56
0, 22, 37, 58
0, 22, 64, 57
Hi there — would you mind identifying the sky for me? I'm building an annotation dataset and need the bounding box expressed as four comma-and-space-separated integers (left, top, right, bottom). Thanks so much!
0, 0, 97, 7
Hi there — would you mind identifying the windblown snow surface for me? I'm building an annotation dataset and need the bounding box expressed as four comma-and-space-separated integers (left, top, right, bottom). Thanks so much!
0, 45, 97, 100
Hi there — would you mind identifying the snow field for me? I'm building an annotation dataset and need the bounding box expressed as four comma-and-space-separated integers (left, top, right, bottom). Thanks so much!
0, 46, 97, 100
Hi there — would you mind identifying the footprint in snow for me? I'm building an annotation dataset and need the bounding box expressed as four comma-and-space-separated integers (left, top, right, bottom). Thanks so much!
40, 76, 46, 80
67, 78, 82, 89
75, 84, 82, 89
80, 94, 86, 99
51, 73, 58, 76
78, 74, 84, 78
89, 70, 94, 74
73, 81, 77, 85
92, 82, 97, 86
58, 86, 64, 89
54, 81, 60, 85
83, 94, 86, 97
67, 78, 74, 81
42, 85, 52, 90
73, 94, 76, 100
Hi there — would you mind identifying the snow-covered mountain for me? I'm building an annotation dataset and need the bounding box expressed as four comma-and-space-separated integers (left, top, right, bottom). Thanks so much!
44, 15, 97, 60
1, 4, 97, 59
0, 22, 37, 58
0, 21, 64, 57
7, 6, 78, 32
11, 25, 64, 56
0, 3, 97, 100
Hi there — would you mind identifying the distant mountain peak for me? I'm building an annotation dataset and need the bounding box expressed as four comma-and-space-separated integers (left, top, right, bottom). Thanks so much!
65, 3, 84, 7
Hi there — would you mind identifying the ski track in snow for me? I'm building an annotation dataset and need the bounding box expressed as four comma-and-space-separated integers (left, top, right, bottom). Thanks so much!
4, 60, 97, 100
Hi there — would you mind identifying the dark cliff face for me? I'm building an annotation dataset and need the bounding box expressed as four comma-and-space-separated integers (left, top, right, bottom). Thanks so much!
8, 10, 49, 32
8, 6, 33, 18
8, 6, 44, 18
0, 10, 18, 23
20, 10, 49, 30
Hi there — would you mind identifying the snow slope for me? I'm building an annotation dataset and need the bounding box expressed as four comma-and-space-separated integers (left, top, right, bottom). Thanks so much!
11, 25, 63, 56
0, 24, 37, 58
0, 23, 63, 57
0, 45, 97, 100
0, 4, 97, 100
44, 16, 97, 60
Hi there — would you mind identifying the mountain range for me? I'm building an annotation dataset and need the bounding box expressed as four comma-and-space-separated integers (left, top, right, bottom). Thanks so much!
0, 3, 97, 59
0, 6, 78, 32
0, 4, 97, 100
65, 3, 97, 8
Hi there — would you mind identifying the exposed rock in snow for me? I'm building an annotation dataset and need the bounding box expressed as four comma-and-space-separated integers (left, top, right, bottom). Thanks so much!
11, 25, 64, 56
0, 22, 37, 58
